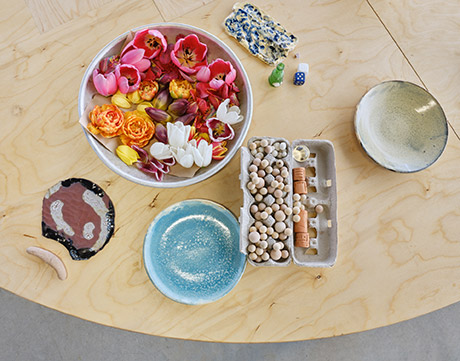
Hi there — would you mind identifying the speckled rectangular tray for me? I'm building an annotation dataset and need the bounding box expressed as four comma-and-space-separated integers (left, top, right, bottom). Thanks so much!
223, 3, 298, 66
239, 137, 338, 267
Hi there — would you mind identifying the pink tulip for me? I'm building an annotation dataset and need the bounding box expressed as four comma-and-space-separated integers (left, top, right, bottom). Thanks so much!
133, 29, 167, 59
120, 48, 151, 72
115, 64, 141, 94
196, 66, 211, 82
207, 58, 236, 90
170, 34, 208, 74
92, 69, 117, 96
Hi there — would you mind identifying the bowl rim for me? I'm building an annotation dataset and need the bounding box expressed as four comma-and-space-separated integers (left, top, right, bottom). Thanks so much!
354, 80, 449, 173
142, 199, 246, 305
78, 22, 253, 188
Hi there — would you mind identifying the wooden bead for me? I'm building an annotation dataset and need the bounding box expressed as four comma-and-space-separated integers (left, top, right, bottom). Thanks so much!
249, 232, 260, 243
315, 205, 324, 214
270, 249, 282, 261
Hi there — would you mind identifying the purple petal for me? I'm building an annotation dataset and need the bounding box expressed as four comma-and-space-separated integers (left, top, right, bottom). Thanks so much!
131, 145, 149, 163
154, 123, 168, 143
162, 157, 175, 166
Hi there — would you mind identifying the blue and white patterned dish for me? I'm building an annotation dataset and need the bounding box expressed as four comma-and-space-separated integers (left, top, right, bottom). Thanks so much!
143, 200, 246, 305
223, 3, 298, 65
355, 81, 448, 173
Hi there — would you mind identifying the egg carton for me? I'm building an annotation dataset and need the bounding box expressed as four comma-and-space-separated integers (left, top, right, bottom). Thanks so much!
239, 137, 338, 267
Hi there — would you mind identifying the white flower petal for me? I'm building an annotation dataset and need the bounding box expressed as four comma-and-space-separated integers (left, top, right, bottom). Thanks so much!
228, 106, 240, 114
223, 112, 240, 125
192, 147, 204, 167
202, 144, 212, 167
216, 99, 230, 121
179, 154, 194, 168
149, 142, 172, 160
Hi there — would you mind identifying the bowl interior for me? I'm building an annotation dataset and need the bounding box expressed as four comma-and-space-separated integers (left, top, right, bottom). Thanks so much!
355, 81, 448, 172
143, 199, 246, 305
79, 23, 252, 187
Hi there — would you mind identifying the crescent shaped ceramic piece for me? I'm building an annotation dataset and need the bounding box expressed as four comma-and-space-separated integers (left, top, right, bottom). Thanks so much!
26, 246, 68, 280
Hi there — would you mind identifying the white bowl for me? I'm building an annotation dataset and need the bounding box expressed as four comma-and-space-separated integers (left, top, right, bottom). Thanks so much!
78, 23, 253, 188
355, 81, 448, 173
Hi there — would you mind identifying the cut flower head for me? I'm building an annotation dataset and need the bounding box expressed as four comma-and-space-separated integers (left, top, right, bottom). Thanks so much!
171, 34, 207, 74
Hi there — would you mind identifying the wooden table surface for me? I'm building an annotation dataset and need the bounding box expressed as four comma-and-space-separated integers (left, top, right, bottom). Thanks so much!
1, 0, 460, 342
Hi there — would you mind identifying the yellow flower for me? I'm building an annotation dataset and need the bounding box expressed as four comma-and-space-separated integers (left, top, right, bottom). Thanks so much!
111, 90, 131, 108
116, 145, 140, 165
127, 90, 143, 104
137, 102, 153, 114
169, 79, 193, 99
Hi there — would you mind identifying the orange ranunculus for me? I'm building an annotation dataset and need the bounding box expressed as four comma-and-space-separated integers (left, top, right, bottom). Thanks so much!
138, 80, 159, 101
88, 104, 124, 137
120, 110, 155, 147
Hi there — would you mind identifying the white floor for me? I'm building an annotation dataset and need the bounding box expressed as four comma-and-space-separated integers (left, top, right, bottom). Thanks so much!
1, 288, 458, 361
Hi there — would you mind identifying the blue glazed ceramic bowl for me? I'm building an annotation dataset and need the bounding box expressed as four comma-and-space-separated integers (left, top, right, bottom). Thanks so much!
143, 199, 246, 305
355, 81, 448, 173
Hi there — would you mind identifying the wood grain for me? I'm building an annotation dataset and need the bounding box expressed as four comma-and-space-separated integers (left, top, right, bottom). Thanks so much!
153, 0, 215, 21
24, 0, 119, 33
1, 0, 460, 342
368, 0, 460, 134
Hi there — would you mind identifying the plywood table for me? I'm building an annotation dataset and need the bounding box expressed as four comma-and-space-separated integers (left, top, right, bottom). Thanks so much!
1, 0, 460, 342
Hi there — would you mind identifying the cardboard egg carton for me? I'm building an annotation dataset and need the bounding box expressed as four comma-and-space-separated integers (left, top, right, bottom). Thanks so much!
240, 137, 338, 267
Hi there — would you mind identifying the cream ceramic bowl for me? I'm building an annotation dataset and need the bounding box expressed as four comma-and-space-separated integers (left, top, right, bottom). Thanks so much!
355, 81, 448, 173
78, 23, 253, 188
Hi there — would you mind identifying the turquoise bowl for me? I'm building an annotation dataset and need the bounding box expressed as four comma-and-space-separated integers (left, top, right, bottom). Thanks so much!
143, 199, 246, 305
355, 81, 448, 173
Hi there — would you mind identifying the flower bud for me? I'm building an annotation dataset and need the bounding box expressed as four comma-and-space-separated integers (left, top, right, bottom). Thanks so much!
145, 107, 172, 123
187, 101, 199, 114
151, 89, 172, 110
175, 113, 195, 125
168, 99, 189, 116
154, 123, 168, 143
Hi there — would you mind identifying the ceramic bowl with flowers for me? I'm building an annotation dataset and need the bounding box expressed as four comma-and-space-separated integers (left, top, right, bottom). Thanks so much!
78, 23, 252, 188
